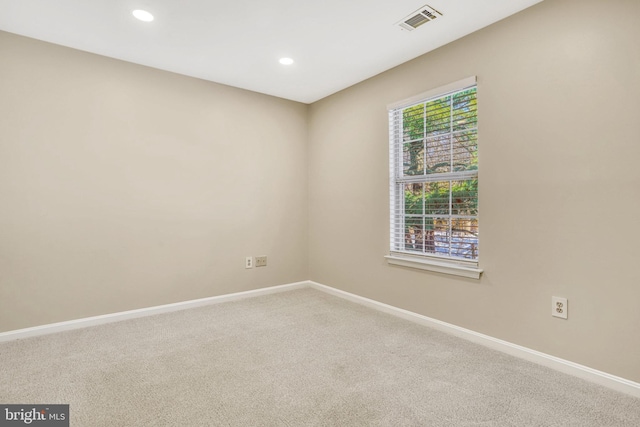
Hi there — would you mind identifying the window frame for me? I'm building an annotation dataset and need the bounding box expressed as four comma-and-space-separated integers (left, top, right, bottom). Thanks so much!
386, 76, 483, 279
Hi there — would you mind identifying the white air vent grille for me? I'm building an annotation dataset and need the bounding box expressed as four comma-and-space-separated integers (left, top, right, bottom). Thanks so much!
398, 5, 443, 31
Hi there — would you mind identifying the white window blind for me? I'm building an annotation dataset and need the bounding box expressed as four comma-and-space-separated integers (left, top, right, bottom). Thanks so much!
388, 77, 479, 267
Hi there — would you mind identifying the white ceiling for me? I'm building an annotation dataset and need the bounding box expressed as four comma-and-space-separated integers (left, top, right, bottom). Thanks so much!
0, 0, 542, 104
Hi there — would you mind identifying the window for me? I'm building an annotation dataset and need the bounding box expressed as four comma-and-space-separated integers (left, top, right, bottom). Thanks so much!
386, 77, 482, 279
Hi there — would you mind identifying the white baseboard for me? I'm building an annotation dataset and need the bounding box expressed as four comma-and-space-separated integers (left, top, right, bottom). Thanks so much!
0, 281, 308, 343
308, 281, 640, 398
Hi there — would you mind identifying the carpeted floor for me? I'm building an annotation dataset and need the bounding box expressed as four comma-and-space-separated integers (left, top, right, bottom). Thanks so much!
0, 288, 638, 426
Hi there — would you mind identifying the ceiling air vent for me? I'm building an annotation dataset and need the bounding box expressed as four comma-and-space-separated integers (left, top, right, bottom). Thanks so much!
397, 5, 443, 31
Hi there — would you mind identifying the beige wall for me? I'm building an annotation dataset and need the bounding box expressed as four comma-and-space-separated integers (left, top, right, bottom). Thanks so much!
309, 0, 640, 382
0, 31, 308, 332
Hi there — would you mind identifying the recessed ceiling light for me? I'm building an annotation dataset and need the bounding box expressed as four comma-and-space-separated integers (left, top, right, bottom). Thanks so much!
132, 9, 154, 22
279, 58, 294, 65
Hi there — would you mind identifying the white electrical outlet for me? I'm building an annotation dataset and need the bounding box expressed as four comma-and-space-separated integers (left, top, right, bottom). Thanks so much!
255, 256, 267, 267
552, 296, 568, 319
245, 256, 253, 269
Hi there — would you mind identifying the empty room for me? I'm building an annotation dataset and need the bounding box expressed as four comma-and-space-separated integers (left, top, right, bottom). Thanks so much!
1, 0, 639, 425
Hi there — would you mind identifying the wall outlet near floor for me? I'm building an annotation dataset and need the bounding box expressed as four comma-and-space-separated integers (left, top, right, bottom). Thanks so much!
245, 256, 253, 269
552, 296, 568, 319
255, 256, 267, 267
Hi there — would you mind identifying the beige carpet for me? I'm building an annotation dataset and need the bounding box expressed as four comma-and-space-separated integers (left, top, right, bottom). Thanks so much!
0, 288, 639, 426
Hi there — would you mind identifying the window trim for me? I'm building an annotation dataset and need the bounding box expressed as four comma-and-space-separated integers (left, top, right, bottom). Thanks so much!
387, 76, 482, 279
385, 254, 483, 279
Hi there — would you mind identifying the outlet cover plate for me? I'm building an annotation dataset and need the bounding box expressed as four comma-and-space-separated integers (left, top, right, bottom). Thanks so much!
552, 296, 568, 319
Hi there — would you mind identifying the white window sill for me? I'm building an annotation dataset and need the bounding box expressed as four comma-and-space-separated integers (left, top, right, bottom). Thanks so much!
385, 255, 483, 279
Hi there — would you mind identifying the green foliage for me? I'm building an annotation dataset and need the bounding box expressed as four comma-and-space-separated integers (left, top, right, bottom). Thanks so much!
404, 185, 423, 215
404, 179, 477, 218
402, 103, 424, 141
403, 89, 477, 139
402, 88, 478, 176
